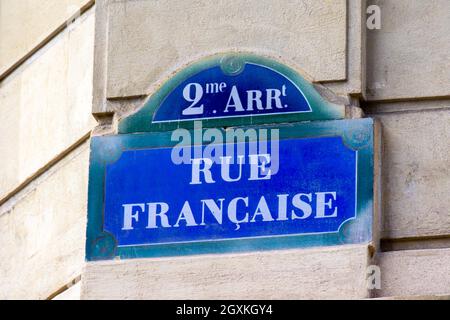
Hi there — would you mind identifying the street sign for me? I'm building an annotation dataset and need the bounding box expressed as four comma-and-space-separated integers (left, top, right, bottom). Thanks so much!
152, 61, 313, 122
86, 118, 375, 260
105, 136, 357, 247
86, 53, 376, 261
118, 53, 345, 133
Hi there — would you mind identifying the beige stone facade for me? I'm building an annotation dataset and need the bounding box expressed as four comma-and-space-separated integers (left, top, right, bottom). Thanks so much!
0, 0, 449, 299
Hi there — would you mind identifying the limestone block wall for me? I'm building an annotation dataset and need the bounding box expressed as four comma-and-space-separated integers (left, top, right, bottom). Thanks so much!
0, 0, 94, 78
0, 1, 96, 299
0, 0, 449, 299
82, 0, 379, 300
365, 0, 450, 298
92, 0, 366, 116
82, 246, 371, 300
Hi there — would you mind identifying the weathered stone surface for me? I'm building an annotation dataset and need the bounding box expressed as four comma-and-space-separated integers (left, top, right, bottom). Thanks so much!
373, 294, 450, 300
102, 0, 347, 100
0, 143, 89, 300
0, 8, 96, 200
366, 0, 450, 101
53, 282, 81, 300
374, 109, 450, 239
82, 245, 370, 299
0, 0, 93, 76
325, 0, 366, 97
377, 248, 450, 297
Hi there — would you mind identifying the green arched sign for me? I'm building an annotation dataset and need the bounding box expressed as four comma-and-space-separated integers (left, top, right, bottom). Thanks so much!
118, 53, 345, 133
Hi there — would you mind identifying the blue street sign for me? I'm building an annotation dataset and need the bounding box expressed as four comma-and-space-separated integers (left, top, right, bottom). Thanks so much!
104, 137, 356, 247
86, 54, 375, 261
86, 119, 375, 261
118, 53, 345, 134
152, 63, 312, 122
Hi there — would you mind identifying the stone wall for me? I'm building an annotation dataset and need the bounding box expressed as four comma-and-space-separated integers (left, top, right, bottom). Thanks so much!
0, 0, 449, 299
0, 1, 95, 299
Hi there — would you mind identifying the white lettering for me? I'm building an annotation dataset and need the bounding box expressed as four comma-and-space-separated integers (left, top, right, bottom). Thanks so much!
251, 196, 274, 222
292, 193, 312, 219
224, 85, 244, 112
228, 197, 249, 230
246, 90, 263, 111
147, 202, 171, 228
249, 154, 272, 180
122, 203, 145, 230
190, 158, 215, 185
315, 192, 338, 218
220, 155, 244, 182
201, 198, 224, 225
266, 88, 283, 109
174, 201, 198, 227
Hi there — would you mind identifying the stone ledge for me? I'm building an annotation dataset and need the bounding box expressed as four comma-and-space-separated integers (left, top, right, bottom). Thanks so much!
82, 244, 371, 300
376, 248, 450, 297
